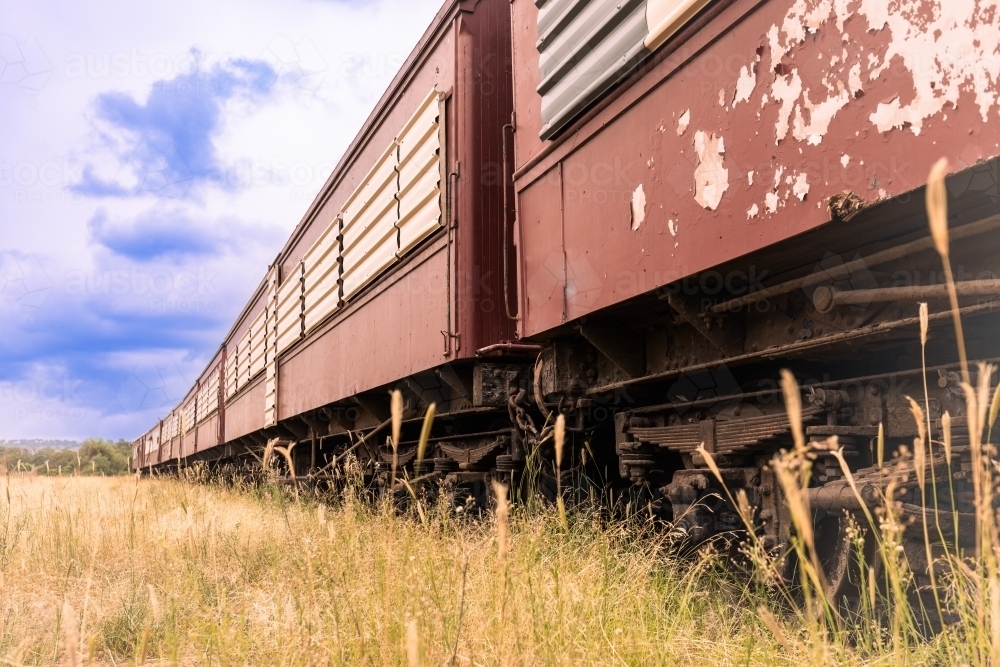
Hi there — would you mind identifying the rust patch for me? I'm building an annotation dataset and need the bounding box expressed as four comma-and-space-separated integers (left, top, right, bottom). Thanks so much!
828, 190, 868, 222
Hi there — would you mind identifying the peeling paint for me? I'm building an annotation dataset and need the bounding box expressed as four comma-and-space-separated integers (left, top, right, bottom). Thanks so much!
841, 154, 850, 167
630, 184, 646, 231
733, 64, 756, 106
773, 166, 784, 189
766, 0, 1000, 140
677, 109, 690, 136
863, 0, 1000, 131
793, 172, 810, 200
792, 85, 850, 145
765, 192, 780, 213
693, 131, 729, 211
747, 170, 754, 186
848, 63, 863, 97
772, 72, 803, 143
747, 203, 759, 219
668, 219, 677, 236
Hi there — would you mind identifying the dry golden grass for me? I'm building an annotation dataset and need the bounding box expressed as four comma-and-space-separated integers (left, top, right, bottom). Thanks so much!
3, 471, 943, 667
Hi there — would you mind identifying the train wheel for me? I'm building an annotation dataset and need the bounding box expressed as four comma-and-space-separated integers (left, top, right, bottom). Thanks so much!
814, 512, 876, 614
780, 509, 878, 617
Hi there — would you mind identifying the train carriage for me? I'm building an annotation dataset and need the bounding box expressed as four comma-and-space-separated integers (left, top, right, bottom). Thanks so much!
133, 0, 1000, 596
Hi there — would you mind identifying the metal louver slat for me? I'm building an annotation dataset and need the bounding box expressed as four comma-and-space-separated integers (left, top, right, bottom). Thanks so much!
264, 267, 279, 427
396, 89, 444, 256
303, 217, 342, 333
237, 327, 252, 386
196, 370, 220, 423
536, 0, 650, 140
163, 412, 174, 441
276, 262, 304, 354
183, 398, 197, 434
225, 347, 239, 399
249, 309, 267, 379
341, 142, 399, 300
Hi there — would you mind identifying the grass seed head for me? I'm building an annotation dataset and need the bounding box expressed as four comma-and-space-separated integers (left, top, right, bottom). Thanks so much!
943, 411, 953, 464
780, 370, 804, 450
554, 414, 566, 469
990, 382, 1000, 433
877, 422, 885, 469
148, 583, 163, 625
416, 403, 436, 464
919, 301, 929, 346
391, 389, 403, 451
907, 397, 927, 491
927, 157, 950, 258
492, 480, 509, 565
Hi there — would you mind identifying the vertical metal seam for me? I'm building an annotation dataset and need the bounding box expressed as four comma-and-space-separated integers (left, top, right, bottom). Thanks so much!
559, 160, 567, 323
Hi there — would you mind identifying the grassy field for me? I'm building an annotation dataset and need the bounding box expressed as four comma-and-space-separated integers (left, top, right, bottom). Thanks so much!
0, 474, 774, 666
1, 469, 969, 667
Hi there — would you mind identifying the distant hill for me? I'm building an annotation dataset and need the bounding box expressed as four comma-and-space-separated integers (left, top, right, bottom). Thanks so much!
0, 439, 81, 451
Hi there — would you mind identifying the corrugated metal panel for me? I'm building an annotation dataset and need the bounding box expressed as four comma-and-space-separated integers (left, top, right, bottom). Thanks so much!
303, 217, 342, 333
341, 142, 400, 300
162, 412, 173, 441
535, 0, 650, 140
396, 89, 444, 256
182, 398, 197, 434
196, 370, 219, 423
225, 346, 239, 399
264, 267, 278, 427
276, 262, 304, 354
237, 327, 252, 387
249, 310, 267, 379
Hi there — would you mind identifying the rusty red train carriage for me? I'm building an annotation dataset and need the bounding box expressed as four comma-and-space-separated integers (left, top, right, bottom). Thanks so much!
133, 0, 1000, 594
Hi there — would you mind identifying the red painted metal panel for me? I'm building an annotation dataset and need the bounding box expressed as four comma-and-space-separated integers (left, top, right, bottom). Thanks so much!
453, 0, 518, 353
278, 241, 450, 418
225, 377, 266, 442
510, 0, 1000, 337
182, 428, 196, 459
196, 415, 218, 453
517, 164, 566, 335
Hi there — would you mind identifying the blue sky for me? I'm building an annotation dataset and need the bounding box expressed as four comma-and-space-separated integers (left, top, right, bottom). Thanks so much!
0, 0, 441, 440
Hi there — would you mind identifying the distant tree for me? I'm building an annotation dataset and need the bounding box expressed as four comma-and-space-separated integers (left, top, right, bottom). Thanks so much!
0, 438, 132, 475
78, 438, 129, 475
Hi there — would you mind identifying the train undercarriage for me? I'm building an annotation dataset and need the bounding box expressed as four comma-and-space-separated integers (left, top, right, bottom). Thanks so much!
172, 163, 1000, 607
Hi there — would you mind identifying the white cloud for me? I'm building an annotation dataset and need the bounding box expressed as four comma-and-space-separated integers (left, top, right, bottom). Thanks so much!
0, 0, 442, 439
